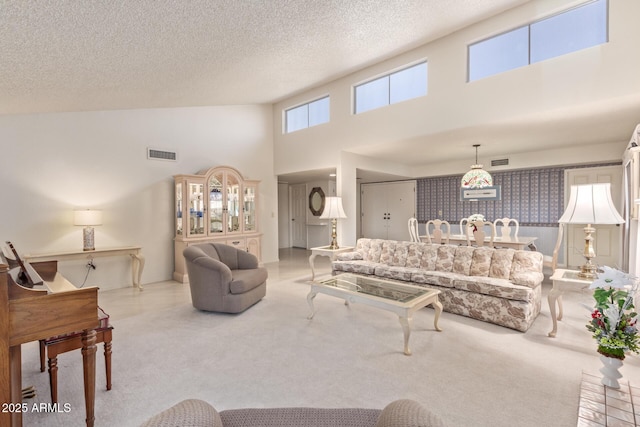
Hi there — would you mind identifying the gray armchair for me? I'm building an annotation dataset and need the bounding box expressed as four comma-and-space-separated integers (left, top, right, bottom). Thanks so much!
183, 243, 267, 314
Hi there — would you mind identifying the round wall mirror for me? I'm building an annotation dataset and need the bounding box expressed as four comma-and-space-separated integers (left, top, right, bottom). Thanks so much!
309, 187, 325, 216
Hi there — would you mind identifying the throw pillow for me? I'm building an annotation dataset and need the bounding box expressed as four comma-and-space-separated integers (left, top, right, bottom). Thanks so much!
470, 247, 493, 277
489, 248, 515, 279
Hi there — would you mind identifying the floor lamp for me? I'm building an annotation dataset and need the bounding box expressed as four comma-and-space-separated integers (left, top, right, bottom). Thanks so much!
320, 197, 347, 249
558, 183, 624, 279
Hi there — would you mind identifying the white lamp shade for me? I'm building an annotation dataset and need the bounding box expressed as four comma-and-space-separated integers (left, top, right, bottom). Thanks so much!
319, 197, 347, 219
558, 183, 624, 225
74, 209, 103, 226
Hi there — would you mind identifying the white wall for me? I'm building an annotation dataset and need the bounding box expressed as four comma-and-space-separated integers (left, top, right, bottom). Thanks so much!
273, 0, 639, 244
0, 105, 277, 290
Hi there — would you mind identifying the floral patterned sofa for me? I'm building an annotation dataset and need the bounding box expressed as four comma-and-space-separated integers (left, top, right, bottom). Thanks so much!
332, 238, 544, 332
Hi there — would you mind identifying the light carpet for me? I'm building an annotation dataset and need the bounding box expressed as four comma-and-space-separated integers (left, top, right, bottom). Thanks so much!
20, 272, 640, 427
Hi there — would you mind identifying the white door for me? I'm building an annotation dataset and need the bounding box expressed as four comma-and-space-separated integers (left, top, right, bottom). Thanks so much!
361, 181, 416, 240
361, 184, 389, 239
387, 181, 416, 241
290, 184, 307, 248
565, 166, 623, 269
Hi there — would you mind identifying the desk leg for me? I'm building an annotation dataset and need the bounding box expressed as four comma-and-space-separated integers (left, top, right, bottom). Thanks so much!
308, 253, 317, 281
130, 253, 146, 290
547, 288, 563, 338
81, 329, 97, 427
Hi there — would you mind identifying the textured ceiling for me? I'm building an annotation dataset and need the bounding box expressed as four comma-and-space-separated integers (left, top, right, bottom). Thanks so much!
0, 0, 531, 115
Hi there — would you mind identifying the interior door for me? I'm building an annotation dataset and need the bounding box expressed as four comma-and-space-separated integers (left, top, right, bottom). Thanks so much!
361, 181, 416, 240
386, 181, 416, 241
290, 184, 307, 248
565, 166, 623, 269
361, 184, 389, 239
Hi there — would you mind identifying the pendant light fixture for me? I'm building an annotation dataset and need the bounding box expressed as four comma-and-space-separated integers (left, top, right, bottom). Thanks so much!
461, 144, 493, 188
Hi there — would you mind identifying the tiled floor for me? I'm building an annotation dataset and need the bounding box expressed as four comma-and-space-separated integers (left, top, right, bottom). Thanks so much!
578, 371, 640, 426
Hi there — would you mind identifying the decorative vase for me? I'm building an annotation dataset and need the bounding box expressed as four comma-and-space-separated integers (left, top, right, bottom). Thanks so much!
599, 355, 623, 388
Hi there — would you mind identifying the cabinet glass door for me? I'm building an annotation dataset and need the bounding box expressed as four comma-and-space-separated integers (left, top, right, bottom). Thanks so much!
244, 185, 256, 232
176, 183, 183, 236
209, 173, 224, 234
189, 183, 204, 235
227, 174, 240, 233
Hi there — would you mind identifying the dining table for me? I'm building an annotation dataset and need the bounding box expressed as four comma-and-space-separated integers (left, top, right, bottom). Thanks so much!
420, 234, 538, 251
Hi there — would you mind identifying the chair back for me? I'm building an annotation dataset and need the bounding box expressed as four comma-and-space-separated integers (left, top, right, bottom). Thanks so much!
493, 217, 519, 240
407, 217, 420, 242
465, 220, 496, 247
426, 219, 450, 244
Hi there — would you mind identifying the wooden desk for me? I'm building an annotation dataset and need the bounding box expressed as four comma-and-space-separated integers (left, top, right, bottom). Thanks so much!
0, 261, 99, 427
422, 234, 538, 251
25, 246, 145, 290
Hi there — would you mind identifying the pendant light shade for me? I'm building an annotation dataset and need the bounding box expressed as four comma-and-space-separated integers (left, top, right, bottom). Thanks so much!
461, 144, 493, 188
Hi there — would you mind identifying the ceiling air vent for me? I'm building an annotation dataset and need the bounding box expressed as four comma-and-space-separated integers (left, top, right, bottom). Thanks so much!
147, 147, 178, 162
491, 158, 509, 167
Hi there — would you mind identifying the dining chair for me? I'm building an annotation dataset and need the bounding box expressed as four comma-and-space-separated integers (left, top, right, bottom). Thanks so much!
407, 217, 420, 242
465, 220, 496, 247
425, 219, 451, 244
493, 217, 519, 239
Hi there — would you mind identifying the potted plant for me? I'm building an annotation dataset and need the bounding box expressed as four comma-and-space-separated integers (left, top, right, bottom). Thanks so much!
586, 266, 640, 387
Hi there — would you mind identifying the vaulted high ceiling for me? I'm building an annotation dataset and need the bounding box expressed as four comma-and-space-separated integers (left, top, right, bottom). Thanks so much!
1, 0, 532, 115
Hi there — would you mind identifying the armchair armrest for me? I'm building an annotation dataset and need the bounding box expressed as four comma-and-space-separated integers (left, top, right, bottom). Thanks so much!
236, 250, 259, 269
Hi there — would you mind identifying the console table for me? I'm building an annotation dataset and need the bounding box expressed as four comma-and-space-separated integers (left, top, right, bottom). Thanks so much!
24, 246, 145, 290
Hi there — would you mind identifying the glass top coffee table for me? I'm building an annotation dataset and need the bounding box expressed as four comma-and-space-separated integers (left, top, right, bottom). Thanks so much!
307, 273, 442, 355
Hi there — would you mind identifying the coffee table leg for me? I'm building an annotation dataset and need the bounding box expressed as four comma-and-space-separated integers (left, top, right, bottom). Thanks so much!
432, 299, 443, 332
307, 291, 317, 320
398, 315, 412, 356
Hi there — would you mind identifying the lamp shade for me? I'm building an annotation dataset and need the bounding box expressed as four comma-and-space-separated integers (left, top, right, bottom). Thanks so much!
74, 209, 103, 226
319, 197, 347, 219
558, 183, 624, 225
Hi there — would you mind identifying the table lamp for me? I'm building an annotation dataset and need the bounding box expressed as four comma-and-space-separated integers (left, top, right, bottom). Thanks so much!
74, 209, 102, 251
558, 183, 624, 279
319, 197, 347, 249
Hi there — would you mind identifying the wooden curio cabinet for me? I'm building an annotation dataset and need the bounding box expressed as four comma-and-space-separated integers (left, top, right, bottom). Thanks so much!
174, 166, 261, 282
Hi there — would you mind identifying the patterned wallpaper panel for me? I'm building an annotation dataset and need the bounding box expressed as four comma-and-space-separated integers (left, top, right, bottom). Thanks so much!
417, 167, 565, 226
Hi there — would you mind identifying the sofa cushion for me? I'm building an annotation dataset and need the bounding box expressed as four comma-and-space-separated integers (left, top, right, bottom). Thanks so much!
419, 244, 438, 270
332, 260, 377, 275
510, 251, 544, 288
453, 276, 536, 302
380, 241, 396, 265
229, 268, 268, 294
435, 245, 456, 272
375, 399, 445, 427
470, 247, 493, 277
452, 246, 475, 276
411, 270, 460, 288
405, 243, 424, 268
489, 248, 515, 279
368, 239, 385, 263
375, 265, 414, 282
336, 251, 363, 261
390, 242, 410, 267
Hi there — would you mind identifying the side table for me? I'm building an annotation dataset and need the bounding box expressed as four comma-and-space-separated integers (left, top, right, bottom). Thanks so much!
309, 246, 354, 280
548, 268, 593, 337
